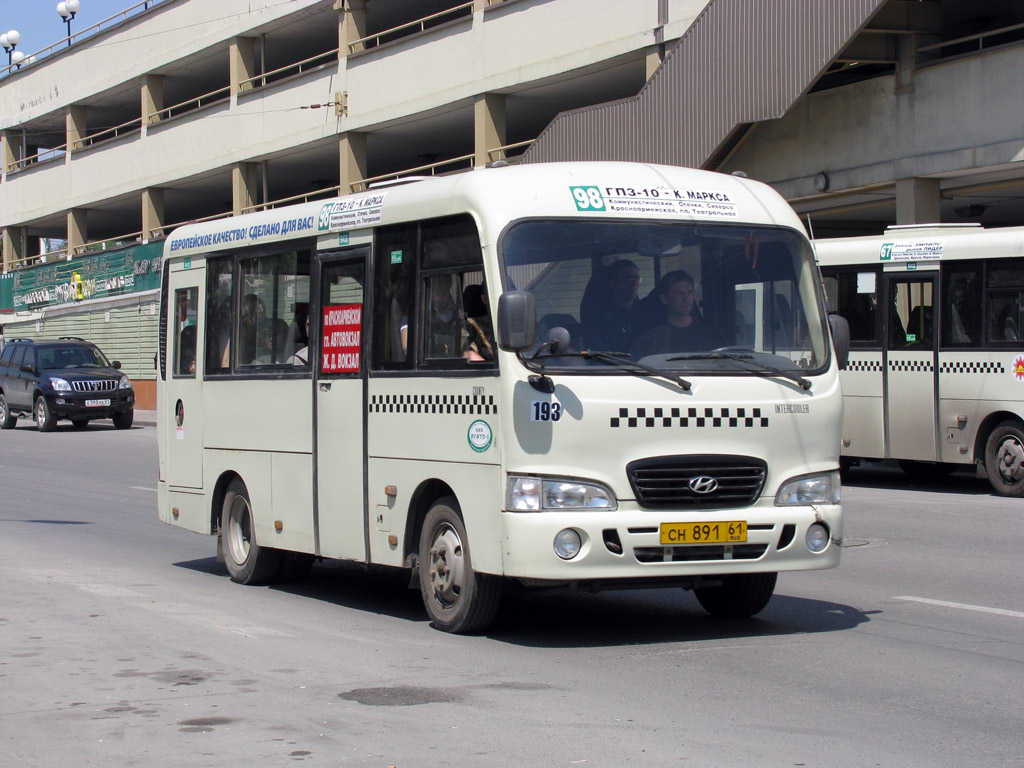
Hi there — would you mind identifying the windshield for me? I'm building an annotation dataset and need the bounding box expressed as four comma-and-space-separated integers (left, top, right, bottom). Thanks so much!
500, 220, 829, 373
39, 344, 111, 369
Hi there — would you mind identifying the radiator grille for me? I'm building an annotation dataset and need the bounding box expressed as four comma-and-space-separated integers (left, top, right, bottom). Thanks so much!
71, 379, 118, 393
627, 455, 767, 509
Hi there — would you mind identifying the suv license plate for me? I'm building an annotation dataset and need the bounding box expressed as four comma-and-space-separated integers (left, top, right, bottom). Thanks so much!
660, 521, 747, 545
85, 399, 111, 407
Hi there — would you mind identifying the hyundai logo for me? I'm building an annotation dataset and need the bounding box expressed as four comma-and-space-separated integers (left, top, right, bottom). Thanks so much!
688, 475, 719, 494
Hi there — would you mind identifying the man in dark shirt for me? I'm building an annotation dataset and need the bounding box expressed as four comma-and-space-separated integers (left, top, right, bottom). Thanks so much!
631, 270, 715, 359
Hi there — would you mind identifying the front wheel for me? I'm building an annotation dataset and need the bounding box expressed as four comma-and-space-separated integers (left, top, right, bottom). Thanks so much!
221, 478, 281, 584
418, 497, 501, 634
984, 421, 1024, 497
34, 397, 56, 432
0, 392, 16, 429
694, 573, 777, 618
112, 410, 134, 430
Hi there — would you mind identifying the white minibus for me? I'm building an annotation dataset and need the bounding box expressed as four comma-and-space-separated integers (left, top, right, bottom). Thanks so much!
158, 162, 846, 632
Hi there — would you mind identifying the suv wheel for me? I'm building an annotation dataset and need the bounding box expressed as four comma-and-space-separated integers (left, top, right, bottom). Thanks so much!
34, 397, 56, 432
0, 392, 16, 429
112, 410, 134, 430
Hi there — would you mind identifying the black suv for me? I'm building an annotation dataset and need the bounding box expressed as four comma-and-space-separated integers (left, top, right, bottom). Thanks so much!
0, 337, 135, 431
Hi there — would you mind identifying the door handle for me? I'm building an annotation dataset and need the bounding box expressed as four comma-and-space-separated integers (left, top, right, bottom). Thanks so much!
319, 382, 332, 392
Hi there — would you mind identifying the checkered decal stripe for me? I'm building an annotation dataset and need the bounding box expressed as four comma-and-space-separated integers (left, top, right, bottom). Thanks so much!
939, 361, 1005, 374
888, 359, 933, 372
845, 359, 883, 372
610, 407, 768, 428
369, 394, 496, 415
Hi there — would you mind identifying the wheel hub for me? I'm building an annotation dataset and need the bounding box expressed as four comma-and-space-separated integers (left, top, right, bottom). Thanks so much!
428, 524, 465, 608
996, 436, 1024, 483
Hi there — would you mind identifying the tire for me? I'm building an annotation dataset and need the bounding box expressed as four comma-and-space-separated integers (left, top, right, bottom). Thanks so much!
34, 397, 56, 432
112, 410, 134, 430
984, 421, 1024, 497
71, 419, 90, 430
0, 392, 16, 430
221, 478, 282, 585
418, 496, 501, 634
695, 572, 777, 618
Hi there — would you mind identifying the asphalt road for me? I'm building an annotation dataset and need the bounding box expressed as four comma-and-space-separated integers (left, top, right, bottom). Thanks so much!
0, 421, 1021, 767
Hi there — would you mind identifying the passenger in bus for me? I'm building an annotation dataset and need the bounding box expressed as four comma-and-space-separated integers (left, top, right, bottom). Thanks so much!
630, 270, 716, 359
463, 283, 494, 362
179, 324, 197, 375
239, 293, 265, 364
288, 315, 311, 366
580, 259, 642, 352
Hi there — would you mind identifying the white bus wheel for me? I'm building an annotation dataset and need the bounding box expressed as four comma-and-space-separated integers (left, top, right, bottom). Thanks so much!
984, 422, 1024, 497
418, 497, 501, 634
221, 478, 282, 584
694, 573, 777, 618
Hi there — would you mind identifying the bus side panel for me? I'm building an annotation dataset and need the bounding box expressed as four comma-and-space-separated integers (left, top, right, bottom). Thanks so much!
366, 458, 503, 572
162, 488, 209, 533
839, 352, 886, 460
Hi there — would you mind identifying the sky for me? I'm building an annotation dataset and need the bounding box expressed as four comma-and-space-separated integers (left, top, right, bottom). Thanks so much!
0, 0, 144, 59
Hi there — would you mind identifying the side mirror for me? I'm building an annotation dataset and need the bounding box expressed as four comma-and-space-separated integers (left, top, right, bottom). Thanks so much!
496, 291, 537, 352
112, 360, 122, 369
828, 314, 850, 370
20, 362, 35, 373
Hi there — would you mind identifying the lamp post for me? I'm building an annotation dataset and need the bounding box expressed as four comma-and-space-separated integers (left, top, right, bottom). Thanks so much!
1, 29, 21, 65
57, 0, 81, 46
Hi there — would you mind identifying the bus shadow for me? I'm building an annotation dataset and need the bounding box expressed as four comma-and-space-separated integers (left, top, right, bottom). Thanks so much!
843, 460, 993, 496
174, 556, 871, 646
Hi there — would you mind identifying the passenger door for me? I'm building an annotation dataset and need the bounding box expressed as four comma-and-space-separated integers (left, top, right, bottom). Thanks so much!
164, 267, 204, 489
314, 249, 368, 560
885, 273, 938, 461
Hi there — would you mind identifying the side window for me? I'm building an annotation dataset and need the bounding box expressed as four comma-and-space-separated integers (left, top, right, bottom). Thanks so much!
0, 343, 15, 366
420, 217, 493, 367
206, 256, 234, 374
236, 250, 311, 369
372, 224, 417, 369
941, 263, 981, 347
10, 345, 25, 368
23, 346, 37, 370
985, 264, 1024, 345
888, 278, 934, 350
174, 287, 199, 377
823, 269, 881, 347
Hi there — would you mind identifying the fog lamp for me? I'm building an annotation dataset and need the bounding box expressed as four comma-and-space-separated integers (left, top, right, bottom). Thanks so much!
806, 522, 830, 553
553, 528, 582, 560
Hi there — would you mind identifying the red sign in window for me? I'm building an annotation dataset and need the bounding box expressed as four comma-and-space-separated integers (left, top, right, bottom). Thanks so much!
321, 304, 362, 373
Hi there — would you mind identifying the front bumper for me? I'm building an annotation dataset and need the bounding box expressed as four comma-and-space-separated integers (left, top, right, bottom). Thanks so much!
49, 390, 135, 420
500, 501, 842, 582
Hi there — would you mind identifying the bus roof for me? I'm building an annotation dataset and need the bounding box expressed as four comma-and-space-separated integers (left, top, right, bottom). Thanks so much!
162, 162, 807, 259
814, 223, 1024, 266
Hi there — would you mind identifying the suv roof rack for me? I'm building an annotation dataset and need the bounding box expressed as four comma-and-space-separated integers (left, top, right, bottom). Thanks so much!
58, 336, 87, 341
7, 338, 34, 343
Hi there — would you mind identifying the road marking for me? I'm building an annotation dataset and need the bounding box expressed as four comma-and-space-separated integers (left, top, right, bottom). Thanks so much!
894, 596, 1024, 618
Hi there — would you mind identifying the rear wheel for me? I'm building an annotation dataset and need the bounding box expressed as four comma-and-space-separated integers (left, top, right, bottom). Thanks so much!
221, 478, 281, 584
984, 421, 1024, 497
112, 410, 134, 430
695, 573, 777, 618
34, 397, 56, 432
0, 393, 16, 429
418, 497, 501, 634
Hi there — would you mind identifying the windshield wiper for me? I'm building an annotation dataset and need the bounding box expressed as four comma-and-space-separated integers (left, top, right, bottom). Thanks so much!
668, 352, 811, 390
570, 350, 692, 392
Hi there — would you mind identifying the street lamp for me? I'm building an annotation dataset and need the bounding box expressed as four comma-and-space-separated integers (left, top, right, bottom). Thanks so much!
1, 29, 21, 65
57, 0, 81, 46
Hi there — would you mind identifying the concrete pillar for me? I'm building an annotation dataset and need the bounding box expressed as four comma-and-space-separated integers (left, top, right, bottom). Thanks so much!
472, 0, 491, 11
646, 48, 663, 81
340, 132, 367, 193
2, 226, 27, 271
142, 74, 164, 126
230, 37, 256, 95
232, 162, 259, 215
1, 131, 23, 176
342, 0, 367, 55
474, 93, 507, 167
66, 105, 87, 153
67, 209, 88, 255
142, 188, 165, 240
896, 177, 941, 225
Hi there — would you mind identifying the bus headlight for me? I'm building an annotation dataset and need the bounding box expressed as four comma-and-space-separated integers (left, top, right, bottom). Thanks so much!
775, 471, 841, 505
507, 476, 617, 511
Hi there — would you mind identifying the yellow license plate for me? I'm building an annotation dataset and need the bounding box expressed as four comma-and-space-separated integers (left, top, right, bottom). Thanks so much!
660, 521, 747, 545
